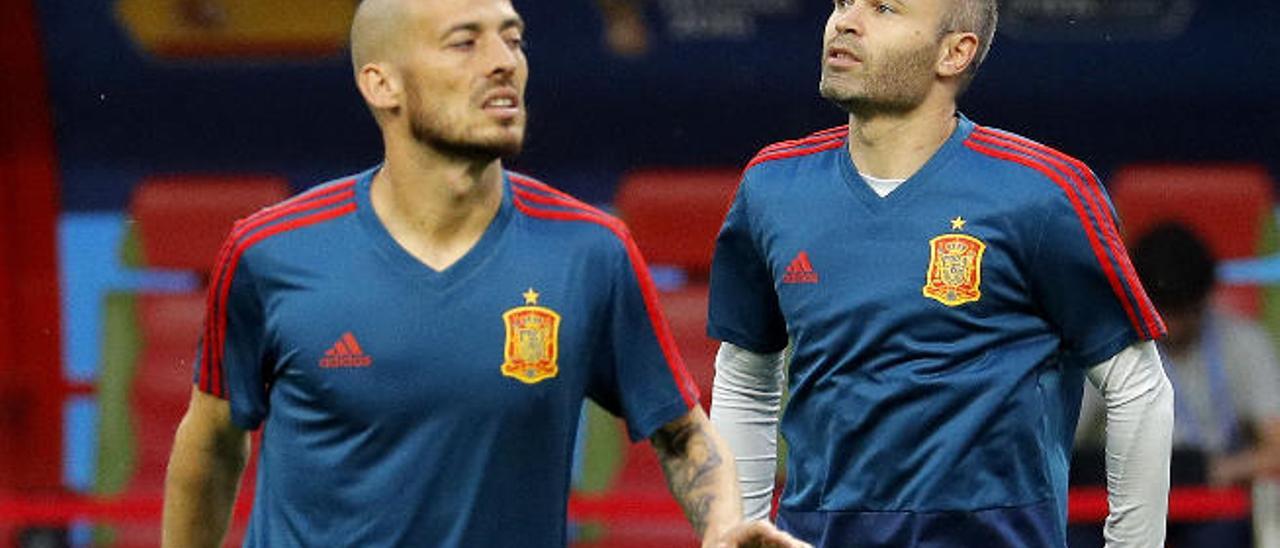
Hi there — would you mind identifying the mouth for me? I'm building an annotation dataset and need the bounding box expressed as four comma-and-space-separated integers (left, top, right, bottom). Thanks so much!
825, 44, 862, 69
480, 87, 523, 119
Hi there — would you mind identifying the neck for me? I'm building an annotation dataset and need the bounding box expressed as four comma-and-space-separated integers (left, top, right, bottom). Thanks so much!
371, 135, 505, 270
845, 95, 957, 180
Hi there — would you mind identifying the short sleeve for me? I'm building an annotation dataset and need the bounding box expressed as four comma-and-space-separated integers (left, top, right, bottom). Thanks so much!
707, 177, 788, 354
587, 234, 699, 442
193, 240, 269, 430
1026, 178, 1165, 367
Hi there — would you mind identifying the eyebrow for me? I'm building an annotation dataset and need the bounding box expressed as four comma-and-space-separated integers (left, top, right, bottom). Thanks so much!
439, 16, 525, 40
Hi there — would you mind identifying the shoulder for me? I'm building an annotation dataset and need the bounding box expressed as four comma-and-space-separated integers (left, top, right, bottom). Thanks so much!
957, 124, 1121, 243
226, 173, 362, 266
735, 125, 849, 208
960, 124, 1103, 210
743, 125, 848, 176
507, 171, 636, 258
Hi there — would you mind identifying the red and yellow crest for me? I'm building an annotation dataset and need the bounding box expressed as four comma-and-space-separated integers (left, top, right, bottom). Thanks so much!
501, 288, 561, 384
923, 234, 986, 306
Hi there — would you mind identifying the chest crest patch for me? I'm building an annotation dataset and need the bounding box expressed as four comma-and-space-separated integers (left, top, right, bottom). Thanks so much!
501, 288, 561, 384
923, 233, 986, 307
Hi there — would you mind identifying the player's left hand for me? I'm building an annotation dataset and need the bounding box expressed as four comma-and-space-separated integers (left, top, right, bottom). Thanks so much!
711, 520, 812, 548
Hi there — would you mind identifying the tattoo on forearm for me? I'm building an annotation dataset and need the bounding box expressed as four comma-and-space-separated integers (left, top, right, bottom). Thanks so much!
655, 421, 724, 535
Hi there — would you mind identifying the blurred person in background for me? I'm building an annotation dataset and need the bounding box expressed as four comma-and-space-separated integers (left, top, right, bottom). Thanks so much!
1076, 221, 1280, 547
161, 0, 805, 546
707, 0, 1174, 546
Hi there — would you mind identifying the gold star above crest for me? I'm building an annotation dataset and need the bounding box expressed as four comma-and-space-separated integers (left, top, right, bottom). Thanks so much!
522, 288, 540, 305
950, 217, 967, 231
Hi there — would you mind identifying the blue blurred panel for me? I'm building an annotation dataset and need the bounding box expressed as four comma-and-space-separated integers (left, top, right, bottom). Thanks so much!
63, 396, 97, 492
59, 213, 200, 383
59, 213, 127, 383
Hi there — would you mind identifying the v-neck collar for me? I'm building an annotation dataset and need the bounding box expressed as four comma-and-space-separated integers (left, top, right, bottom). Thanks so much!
837, 114, 975, 212
355, 165, 514, 287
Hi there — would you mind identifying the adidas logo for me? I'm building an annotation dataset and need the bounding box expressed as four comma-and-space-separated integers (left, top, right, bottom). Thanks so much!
783, 251, 820, 284
319, 332, 373, 368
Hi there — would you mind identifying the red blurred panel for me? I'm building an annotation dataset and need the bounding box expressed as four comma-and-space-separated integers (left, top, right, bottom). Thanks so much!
0, 486, 1250, 530
657, 286, 717, 411
1110, 164, 1273, 259
614, 169, 740, 276
131, 294, 205, 494
0, 0, 65, 493
1110, 163, 1275, 317
1066, 486, 1251, 523
130, 175, 290, 271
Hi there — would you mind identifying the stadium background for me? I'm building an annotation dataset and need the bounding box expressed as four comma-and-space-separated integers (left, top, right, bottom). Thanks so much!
2, 0, 1279, 546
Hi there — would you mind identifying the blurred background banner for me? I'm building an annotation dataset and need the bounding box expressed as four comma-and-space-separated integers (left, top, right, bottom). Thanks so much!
4, 0, 1280, 546
114, 0, 356, 58
1000, 0, 1197, 41
39, 0, 1278, 210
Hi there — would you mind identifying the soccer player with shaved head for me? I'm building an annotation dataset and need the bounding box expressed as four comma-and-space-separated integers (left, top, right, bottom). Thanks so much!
161, 1, 806, 546
708, 0, 1173, 546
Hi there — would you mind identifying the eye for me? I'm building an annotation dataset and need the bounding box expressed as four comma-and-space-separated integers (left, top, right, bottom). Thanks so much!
505, 34, 526, 51
448, 39, 476, 51
874, 2, 897, 13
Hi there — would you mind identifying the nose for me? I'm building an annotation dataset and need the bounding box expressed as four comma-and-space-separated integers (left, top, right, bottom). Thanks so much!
483, 35, 520, 78
831, 3, 865, 37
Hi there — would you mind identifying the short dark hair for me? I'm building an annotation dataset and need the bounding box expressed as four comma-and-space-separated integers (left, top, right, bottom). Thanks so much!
1131, 222, 1217, 312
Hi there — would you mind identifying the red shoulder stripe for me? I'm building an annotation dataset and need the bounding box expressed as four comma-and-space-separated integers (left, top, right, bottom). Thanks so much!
973, 128, 1164, 337
201, 196, 356, 398
237, 180, 356, 235
758, 125, 848, 155
201, 235, 239, 395
964, 136, 1158, 340
971, 128, 1163, 338
508, 183, 615, 226
810, 125, 848, 138
202, 181, 356, 396
206, 201, 357, 398
510, 192, 701, 408
745, 136, 844, 171
508, 173, 610, 218
756, 134, 844, 159
204, 179, 356, 359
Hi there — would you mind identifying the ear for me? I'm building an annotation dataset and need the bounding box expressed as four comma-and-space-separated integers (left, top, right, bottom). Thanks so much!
936, 31, 980, 78
355, 62, 402, 113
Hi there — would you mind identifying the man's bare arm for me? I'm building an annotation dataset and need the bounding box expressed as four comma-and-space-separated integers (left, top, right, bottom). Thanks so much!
162, 387, 251, 548
650, 407, 809, 547
651, 406, 740, 543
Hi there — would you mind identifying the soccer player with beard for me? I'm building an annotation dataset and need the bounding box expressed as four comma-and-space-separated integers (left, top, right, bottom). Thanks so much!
707, 0, 1174, 546
161, 0, 806, 546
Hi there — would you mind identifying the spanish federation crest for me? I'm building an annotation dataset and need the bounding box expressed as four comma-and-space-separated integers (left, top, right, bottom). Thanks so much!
922, 225, 986, 307
501, 288, 561, 384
